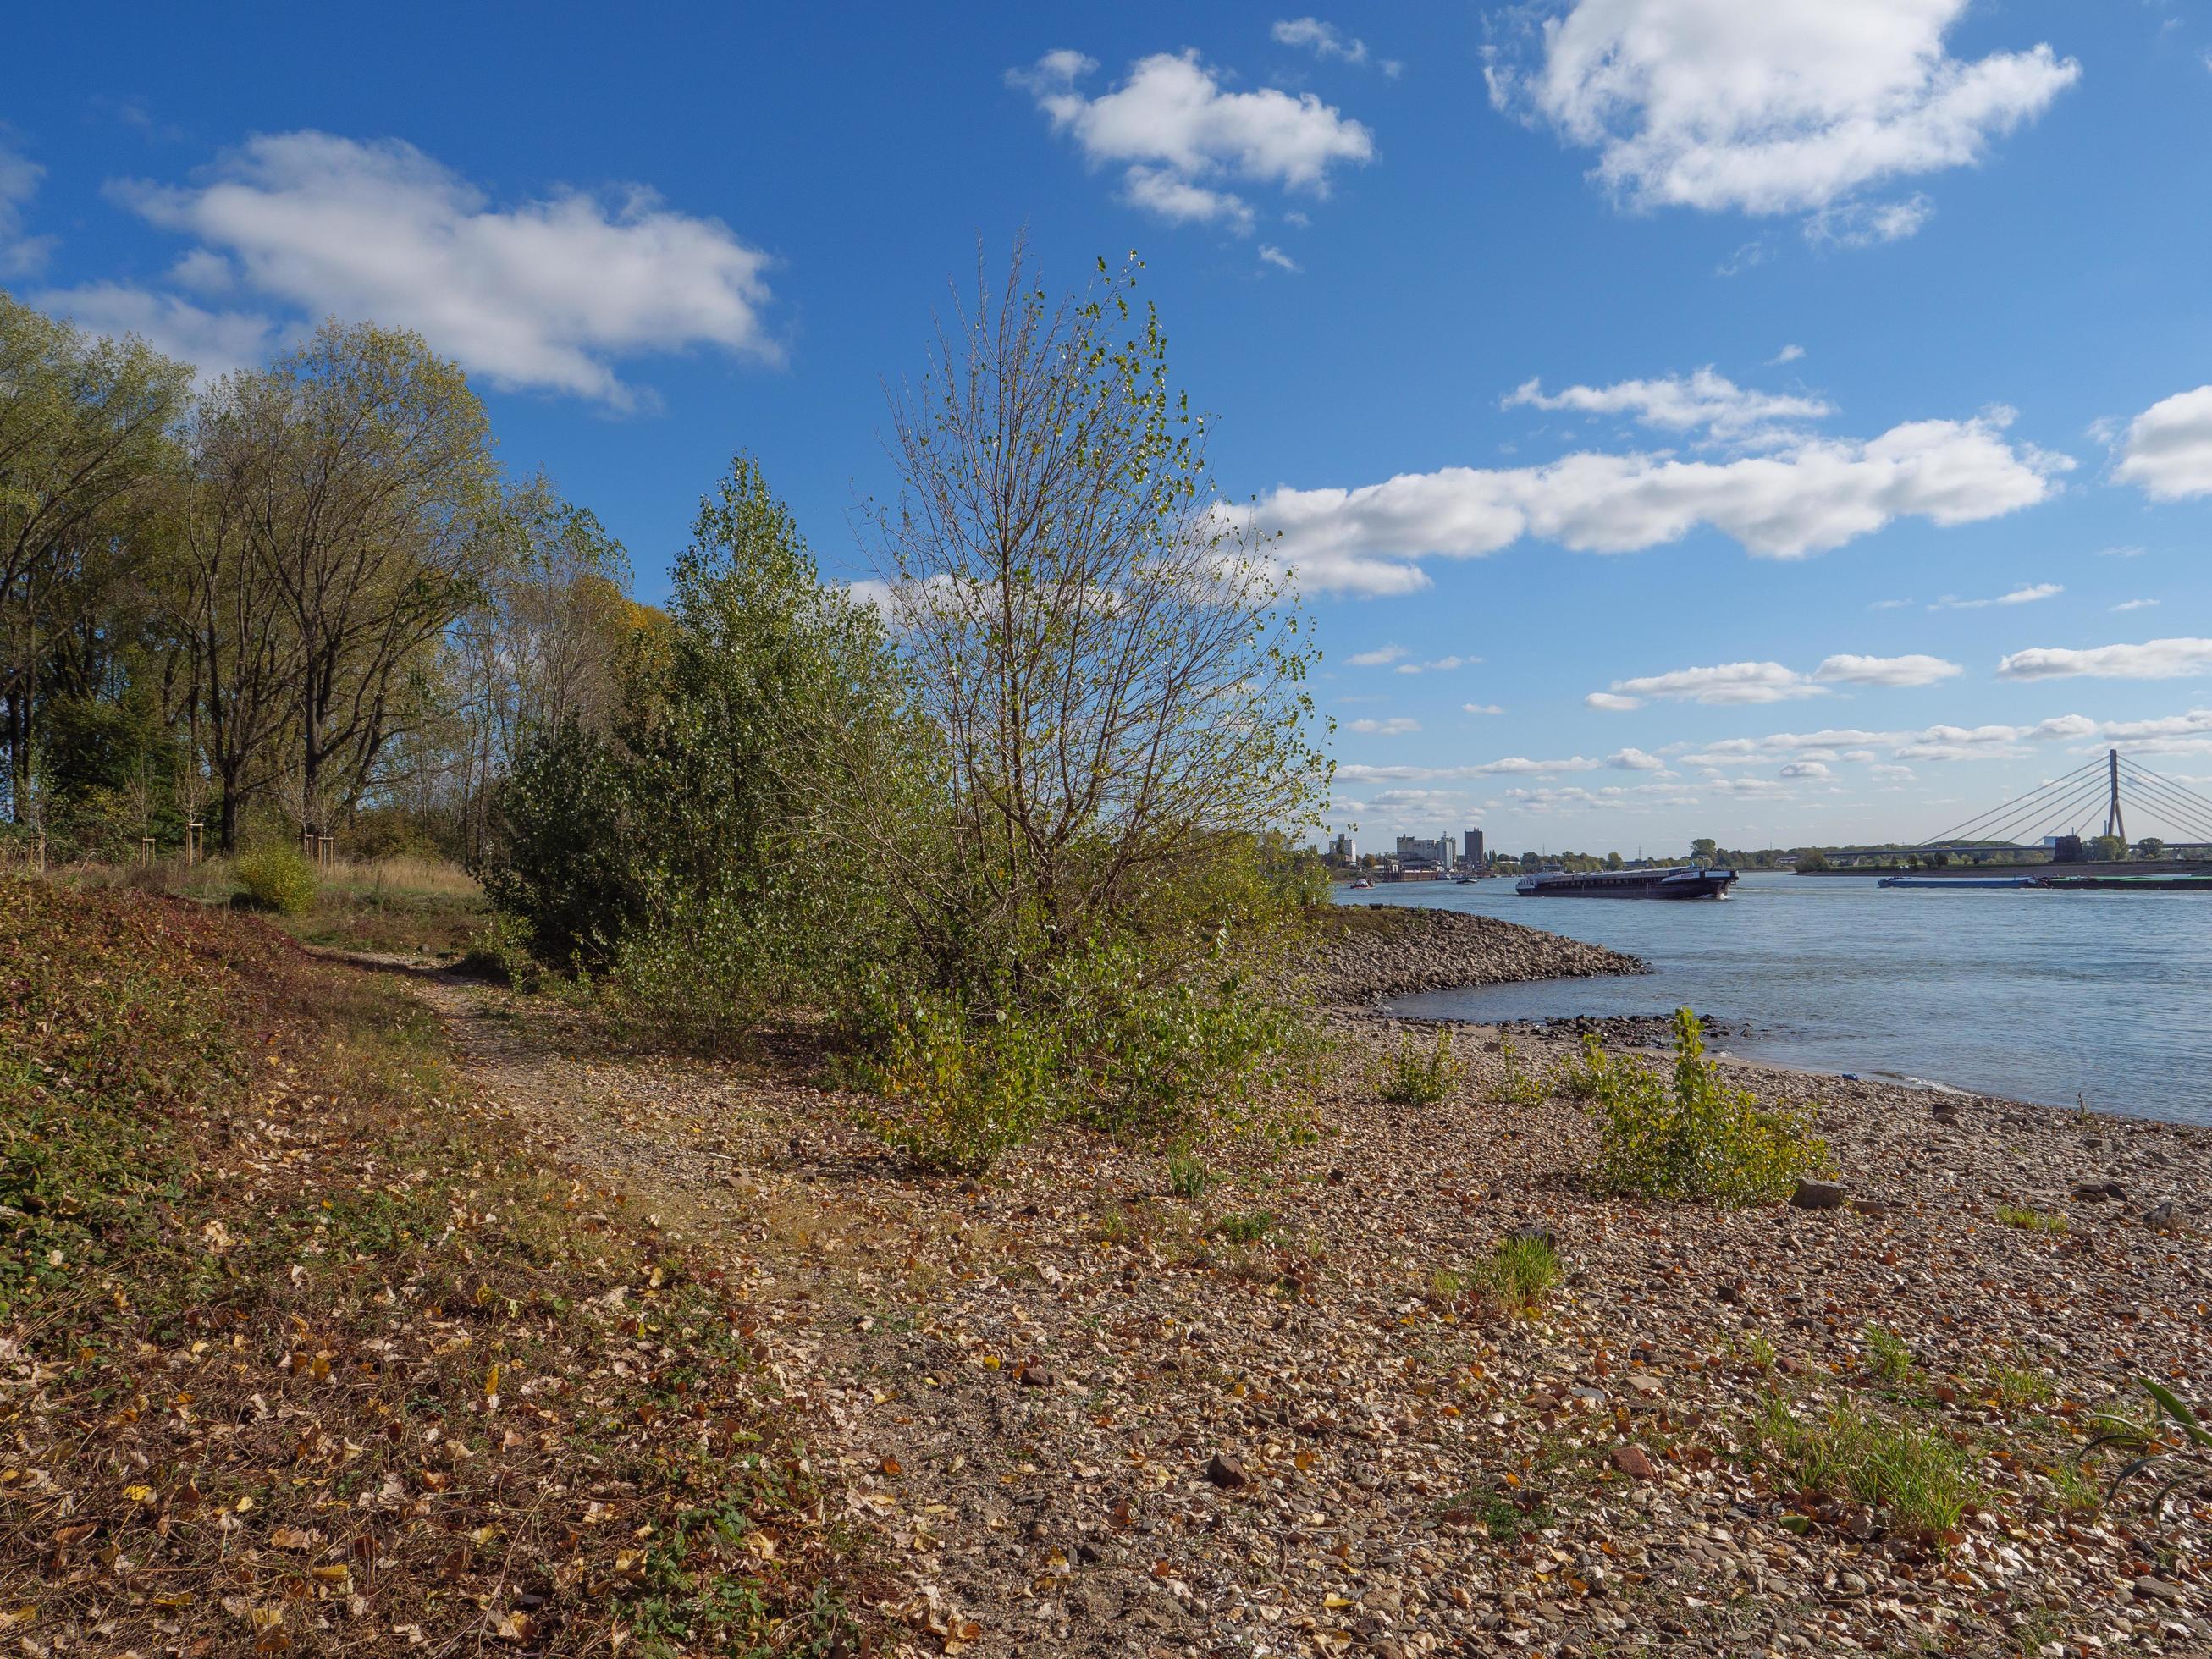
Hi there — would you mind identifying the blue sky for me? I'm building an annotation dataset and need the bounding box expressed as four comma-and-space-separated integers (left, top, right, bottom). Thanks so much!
6, 1, 2212, 853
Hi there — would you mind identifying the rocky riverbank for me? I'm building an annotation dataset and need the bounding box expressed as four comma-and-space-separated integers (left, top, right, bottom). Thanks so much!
1307, 903, 1647, 1007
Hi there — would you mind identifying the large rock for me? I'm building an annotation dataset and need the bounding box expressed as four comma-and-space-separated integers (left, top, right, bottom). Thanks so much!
1789, 1179, 1850, 1211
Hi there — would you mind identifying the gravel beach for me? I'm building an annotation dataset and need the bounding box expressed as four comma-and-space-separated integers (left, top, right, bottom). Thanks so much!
410, 903, 2209, 1656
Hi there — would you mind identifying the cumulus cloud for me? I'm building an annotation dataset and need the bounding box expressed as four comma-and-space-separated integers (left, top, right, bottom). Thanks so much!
1345, 643, 1408, 666
1485, 0, 2080, 239
1394, 654, 1469, 675
1996, 638, 2212, 682
0, 136, 56, 277
1234, 411, 2066, 596
1769, 344, 1806, 365
1503, 367, 1831, 447
103, 131, 776, 404
1258, 243, 1301, 273
1012, 48, 1373, 231
1811, 653, 1962, 687
1586, 691, 1642, 711
1607, 747, 1667, 771
1464, 702, 1505, 715
28, 283, 278, 383
1930, 581, 2061, 609
1778, 759, 1832, 779
1607, 661, 1824, 706
2112, 598, 2160, 613
2113, 385, 2212, 501
1346, 716, 1420, 735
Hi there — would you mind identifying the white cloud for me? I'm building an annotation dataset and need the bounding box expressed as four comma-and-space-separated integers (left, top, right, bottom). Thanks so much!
1487, 0, 2080, 238
1394, 654, 1469, 675
1585, 691, 1642, 711
1237, 411, 2066, 596
1475, 755, 1599, 775
1779, 759, 1831, 779
1503, 367, 1830, 447
1272, 18, 1395, 73
2113, 385, 2212, 501
2095, 544, 2144, 559
1464, 702, 1504, 715
1871, 763, 1915, 781
1805, 193, 1933, 247
1608, 661, 1823, 706
1869, 597, 1914, 609
0, 137, 56, 277
1930, 581, 2061, 609
1346, 643, 1408, 666
31, 283, 279, 383
2112, 598, 2160, 613
1013, 49, 1373, 231
1997, 638, 2212, 682
1258, 243, 1301, 273
108, 130, 777, 405
1769, 344, 1805, 366
1123, 165, 1255, 231
1607, 747, 1667, 771
1346, 716, 1420, 735
1811, 653, 1962, 687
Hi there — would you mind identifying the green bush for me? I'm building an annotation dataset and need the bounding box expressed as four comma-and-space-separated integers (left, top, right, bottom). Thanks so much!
234, 846, 317, 916
1376, 1026, 1463, 1106
1580, 1008, 1828, 1206
853, 994, 1055, 1175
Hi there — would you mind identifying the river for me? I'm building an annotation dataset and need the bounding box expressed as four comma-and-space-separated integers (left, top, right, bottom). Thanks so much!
1342, 871, 2212, 1126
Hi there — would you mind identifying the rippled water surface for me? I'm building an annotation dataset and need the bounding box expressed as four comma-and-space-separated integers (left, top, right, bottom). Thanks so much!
1346, 872, 2212, 1124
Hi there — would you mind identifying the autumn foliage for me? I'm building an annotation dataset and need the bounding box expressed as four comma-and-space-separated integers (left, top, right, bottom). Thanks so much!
0, 887, 863, 1655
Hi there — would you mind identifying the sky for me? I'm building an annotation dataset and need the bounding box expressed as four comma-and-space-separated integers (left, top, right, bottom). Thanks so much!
6, 0, 2212, 856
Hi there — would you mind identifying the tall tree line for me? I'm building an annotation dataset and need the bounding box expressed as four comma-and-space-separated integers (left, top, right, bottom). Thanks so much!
0, 291, 633, 859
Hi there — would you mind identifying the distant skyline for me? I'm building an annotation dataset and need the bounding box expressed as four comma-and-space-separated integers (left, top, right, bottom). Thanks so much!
5, 1, 2210, 851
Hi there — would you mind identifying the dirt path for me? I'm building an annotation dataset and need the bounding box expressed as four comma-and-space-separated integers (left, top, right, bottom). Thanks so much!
383, 963, 2212, 1659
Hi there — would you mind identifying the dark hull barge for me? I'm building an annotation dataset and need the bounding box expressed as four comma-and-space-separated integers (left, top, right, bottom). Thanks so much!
1516, 865, 1738, 900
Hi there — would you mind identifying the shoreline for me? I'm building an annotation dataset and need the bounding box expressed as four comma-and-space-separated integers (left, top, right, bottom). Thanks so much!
1315, 896, 2209, 1132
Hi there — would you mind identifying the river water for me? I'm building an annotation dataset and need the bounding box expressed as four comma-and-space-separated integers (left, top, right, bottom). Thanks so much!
1344, 872, 2212, 1126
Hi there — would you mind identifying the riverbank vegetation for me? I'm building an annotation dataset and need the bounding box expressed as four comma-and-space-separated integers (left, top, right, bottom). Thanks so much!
483, 251, 1333, 1170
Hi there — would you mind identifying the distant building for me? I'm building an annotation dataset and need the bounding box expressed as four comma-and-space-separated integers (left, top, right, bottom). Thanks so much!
1330, 833, 1357, 864
1395, 833, 1449, 870
1463, 828, 1484, 868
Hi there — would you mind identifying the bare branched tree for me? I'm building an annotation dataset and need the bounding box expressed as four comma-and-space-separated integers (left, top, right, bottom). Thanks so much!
868, 246, 1329, 990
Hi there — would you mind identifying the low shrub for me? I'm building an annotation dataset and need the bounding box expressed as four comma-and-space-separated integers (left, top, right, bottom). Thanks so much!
1580, 1008, 1829, 1206
1473, 1232, 1559, 1315
234, 845, 317, 915
853, 993, 1054, 1176
1761, 1393, 1978, 1542
1166, 1144, 1212, 1201
1488, 1035, 1550, 1108
1862, 1324, 1915, 1384
1996, 1204, 2067, 1233
1216, 1210, 1274, 1244
1376, 1025, 1463, 1106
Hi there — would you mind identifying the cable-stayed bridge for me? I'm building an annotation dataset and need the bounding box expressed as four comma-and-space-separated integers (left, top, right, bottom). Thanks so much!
1822, 749, 2212, 868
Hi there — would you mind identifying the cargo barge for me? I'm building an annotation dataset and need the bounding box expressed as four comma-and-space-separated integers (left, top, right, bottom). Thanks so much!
1515, 865, 1738, 900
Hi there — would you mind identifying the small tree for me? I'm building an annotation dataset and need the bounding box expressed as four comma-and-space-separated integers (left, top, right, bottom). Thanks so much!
866, 247, 1330, 1000
1691, 837, 1718, 865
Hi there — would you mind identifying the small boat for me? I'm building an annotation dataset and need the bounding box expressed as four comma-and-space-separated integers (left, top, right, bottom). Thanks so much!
1516, 865, 1737, 900
1452, 875, 1475, 885
1349, 877, 1374, 890
1878, 874, 2045, 890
